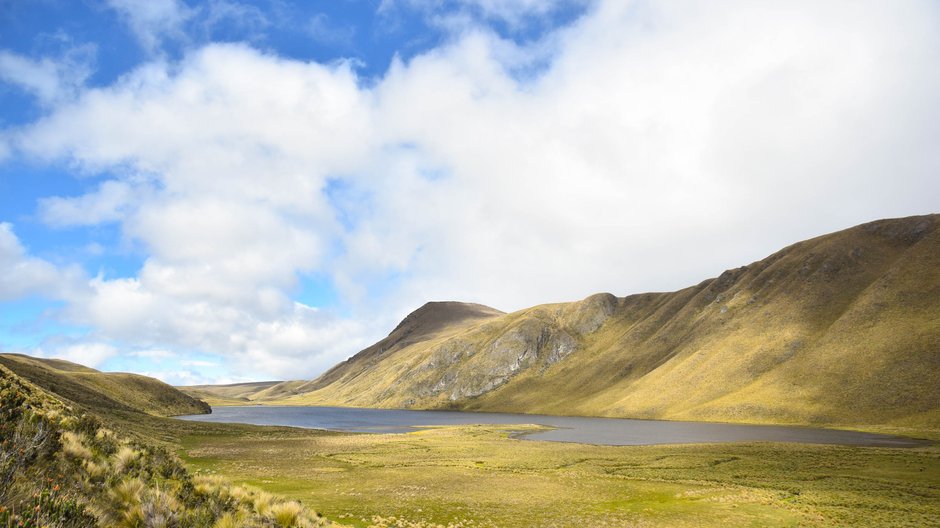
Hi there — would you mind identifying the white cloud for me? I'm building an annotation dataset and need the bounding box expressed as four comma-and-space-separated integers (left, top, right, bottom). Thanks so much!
136, 368, 256, 386
181, 359, 219, 367
106, 0, 194, 53
39, 342, 119, 369
39, 179, 140, 227
381, 0, 584, 29
9, 0, 940, 380
202, 0, 270, 36
0, 47, 94, 105
0, 223, 84, 301
130, 349, 176, 359
306, 14, 356, 47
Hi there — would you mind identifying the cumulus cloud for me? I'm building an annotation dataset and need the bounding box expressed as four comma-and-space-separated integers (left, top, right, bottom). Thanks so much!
9, 0, 940, 380
0, 223, 84, 301
37, 342, 119, 369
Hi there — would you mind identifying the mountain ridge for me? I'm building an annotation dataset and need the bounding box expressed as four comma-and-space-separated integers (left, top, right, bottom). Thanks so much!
193, 214, 940, 434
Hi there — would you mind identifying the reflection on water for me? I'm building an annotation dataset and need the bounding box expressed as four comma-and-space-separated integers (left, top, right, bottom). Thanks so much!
177, 405, 926, 447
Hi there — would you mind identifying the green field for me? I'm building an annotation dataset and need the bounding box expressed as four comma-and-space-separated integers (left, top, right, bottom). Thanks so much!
178, 423, 940, 528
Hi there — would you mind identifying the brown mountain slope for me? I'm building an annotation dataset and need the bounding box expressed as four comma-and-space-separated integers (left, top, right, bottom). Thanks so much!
286, 215, 938, 433
296, 301, 506, 394
186, 301, 507, 403
0, 353, 210, 417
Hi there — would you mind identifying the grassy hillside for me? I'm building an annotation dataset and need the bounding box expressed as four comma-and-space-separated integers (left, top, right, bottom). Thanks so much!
179, 381, 285, 406
0, 353, 210, 417
273, 214, 940, 435
0, 362, 336, 527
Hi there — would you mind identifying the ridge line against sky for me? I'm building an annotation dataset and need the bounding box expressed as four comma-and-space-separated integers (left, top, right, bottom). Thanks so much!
1, 0, 938, 385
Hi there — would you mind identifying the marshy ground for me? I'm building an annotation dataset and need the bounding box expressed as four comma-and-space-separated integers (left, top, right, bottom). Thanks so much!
177, 423, 940, 527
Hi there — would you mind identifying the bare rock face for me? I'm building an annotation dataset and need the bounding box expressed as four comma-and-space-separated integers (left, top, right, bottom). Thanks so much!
403, 293, 616, 403
564, 292, 618, 334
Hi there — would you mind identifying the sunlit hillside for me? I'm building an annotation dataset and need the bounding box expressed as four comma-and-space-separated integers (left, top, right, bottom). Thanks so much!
222, 215, 940, 436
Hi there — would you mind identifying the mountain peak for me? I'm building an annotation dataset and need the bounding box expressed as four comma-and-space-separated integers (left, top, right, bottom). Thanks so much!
298, 301, 504, 393
389, 301, 505, 340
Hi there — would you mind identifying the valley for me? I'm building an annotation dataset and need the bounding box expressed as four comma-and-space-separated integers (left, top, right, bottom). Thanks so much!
184, 215, 940, 439
2, 215, 939, 527
179, 423, 940, 528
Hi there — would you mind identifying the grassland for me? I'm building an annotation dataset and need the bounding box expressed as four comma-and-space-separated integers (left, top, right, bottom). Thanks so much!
3, 350, 939, 527
178, 422, 940, 528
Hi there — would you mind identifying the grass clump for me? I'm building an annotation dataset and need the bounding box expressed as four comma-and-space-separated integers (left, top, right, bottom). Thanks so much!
213, 511, 247, 528
271, 500, 303, 527
111, 445, 140, 474
60, 432, 93, 461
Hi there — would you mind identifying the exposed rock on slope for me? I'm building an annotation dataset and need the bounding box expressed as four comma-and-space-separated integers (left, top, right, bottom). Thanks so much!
283, 215, 940, 432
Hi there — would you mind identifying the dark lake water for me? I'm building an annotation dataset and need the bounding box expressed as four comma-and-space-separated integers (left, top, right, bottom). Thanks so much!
176, 406, 927, 447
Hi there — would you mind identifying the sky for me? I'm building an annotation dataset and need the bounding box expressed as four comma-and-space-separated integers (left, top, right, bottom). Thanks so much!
1, 0, 938, 385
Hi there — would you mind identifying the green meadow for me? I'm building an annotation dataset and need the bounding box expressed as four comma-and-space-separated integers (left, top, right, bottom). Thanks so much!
177, 423, 940, 528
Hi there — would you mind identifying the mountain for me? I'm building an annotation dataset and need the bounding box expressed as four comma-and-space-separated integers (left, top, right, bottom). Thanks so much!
184, 301, 507, 404
0, 353, 210, 417
271, 214, 940, 433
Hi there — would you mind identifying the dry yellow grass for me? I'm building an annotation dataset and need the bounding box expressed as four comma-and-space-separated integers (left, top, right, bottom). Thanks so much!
0, 353, 210, 417
228, 215, 940, 436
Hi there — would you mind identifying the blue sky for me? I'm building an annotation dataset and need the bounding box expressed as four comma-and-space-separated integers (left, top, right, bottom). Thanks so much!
1, 0, 938, 384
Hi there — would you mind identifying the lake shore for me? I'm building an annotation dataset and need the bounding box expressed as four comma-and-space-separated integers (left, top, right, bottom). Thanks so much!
177, 405, 931, 447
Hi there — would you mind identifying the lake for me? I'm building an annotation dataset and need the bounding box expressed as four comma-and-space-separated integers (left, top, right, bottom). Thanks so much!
176, 406, 926, 447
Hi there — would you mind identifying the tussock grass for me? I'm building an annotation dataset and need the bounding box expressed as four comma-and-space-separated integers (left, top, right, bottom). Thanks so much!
0, 364, 340, 527
213, 511, 247, 528
60, 431, 93, 461
111, 445, 140, 473
111, 477, 145, 510
271, 500, 304, 527
253, 490, 275, 516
